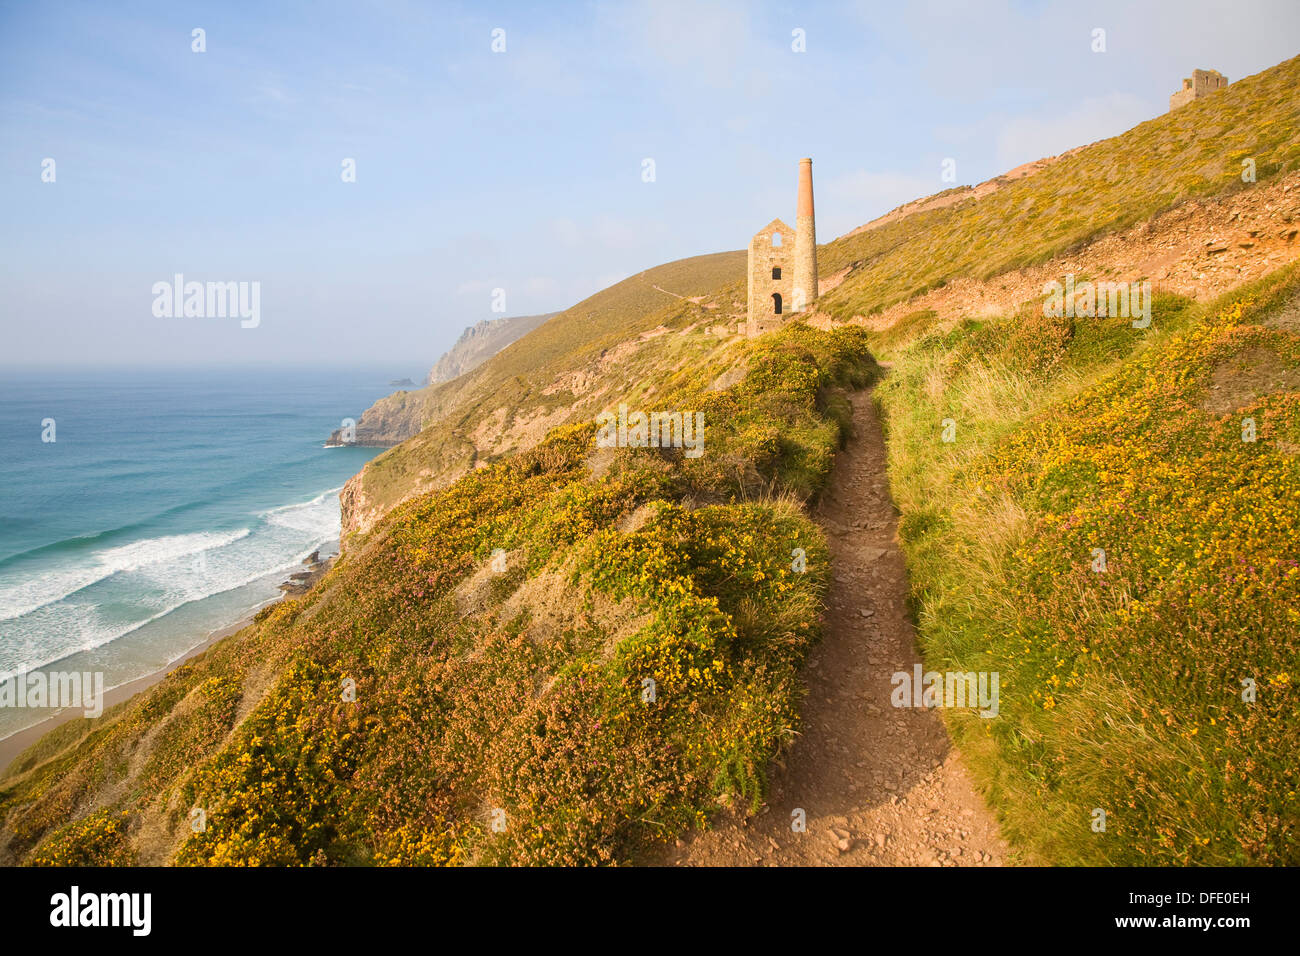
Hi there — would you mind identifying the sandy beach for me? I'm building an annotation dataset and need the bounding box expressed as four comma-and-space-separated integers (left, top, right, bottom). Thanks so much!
0, 552, 333, 777
0, 615, 250, 776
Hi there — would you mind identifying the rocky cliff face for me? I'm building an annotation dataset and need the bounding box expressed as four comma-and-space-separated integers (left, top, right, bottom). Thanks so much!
339, 469, 381, 540
427, 313, 554, 385
325, 313, 556, 449
326, 387, 428, 447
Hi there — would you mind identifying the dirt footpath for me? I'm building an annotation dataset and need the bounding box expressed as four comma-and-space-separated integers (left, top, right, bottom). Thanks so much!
661, 389, 1008, 867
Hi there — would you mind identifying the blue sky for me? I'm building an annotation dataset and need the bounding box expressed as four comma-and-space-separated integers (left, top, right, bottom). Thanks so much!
2, 0, 1297, 370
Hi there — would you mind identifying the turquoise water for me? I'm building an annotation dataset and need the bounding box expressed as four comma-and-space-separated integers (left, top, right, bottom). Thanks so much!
0, 366, 398, 739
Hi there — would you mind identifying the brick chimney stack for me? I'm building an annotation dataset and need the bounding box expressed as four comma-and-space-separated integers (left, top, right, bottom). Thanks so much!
792, 158, 817, 312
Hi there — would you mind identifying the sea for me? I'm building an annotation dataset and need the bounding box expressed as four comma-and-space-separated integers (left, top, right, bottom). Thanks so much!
0, 365, 400, 742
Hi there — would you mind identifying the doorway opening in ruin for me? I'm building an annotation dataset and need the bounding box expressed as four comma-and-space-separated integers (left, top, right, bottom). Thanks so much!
772, 293, 782, 315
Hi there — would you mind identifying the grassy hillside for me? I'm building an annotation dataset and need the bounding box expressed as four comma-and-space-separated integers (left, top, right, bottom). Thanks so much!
341, 250, 746, 529
351, 249, 745, 442
867, 262, 1300, 864
0, 323, 878, 866
478, 250, 746, 380
816, 55, 1300, 318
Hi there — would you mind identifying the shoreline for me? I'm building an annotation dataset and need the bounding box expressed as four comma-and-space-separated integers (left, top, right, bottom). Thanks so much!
0, 551, 334, 777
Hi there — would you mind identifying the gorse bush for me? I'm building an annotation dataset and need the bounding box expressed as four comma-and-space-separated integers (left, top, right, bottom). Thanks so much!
28, 810, 136, 867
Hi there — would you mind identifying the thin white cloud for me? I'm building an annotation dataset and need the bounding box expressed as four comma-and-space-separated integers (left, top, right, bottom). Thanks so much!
549, 215, 665, 250
249, 82, 297, 109
595, 0, 757, 89
524, 276, 559, 296
552, 218, 581, 245
995, 92, 1151, 170
820, 168, 939, 234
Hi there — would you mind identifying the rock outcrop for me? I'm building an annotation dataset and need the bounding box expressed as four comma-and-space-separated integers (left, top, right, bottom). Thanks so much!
427, 313, 555, 385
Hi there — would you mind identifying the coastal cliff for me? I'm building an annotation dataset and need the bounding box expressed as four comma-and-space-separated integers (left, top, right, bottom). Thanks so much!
335, 252, 749, 539
326, 313, 558, 449
427, 313, 555, 385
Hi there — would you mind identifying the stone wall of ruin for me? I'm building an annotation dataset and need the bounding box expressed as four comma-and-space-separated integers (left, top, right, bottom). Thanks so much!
746, 218, 794, 336
1170, 69, 1228, 110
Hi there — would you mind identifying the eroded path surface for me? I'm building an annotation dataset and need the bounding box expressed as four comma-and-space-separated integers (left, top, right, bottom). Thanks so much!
662, 389, 1008, 866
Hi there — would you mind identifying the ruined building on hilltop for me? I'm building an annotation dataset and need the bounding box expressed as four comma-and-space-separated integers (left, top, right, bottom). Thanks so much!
1170, 69, 1228, 110
746, 158, 817, 337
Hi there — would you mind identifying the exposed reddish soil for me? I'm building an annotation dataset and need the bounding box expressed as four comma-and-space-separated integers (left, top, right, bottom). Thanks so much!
842, 172, 1300, 334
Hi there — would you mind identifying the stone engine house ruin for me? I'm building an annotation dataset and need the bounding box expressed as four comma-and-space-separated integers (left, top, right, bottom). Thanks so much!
746, 158, 818, 336
1169, 69, 1228, 110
